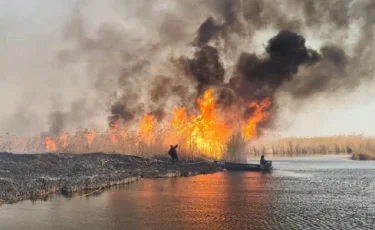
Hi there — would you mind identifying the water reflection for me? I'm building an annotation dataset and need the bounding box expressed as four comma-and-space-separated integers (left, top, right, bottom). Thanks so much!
2, 158, 375, 230
103, 172, 273, 229
221, 172, 272, 229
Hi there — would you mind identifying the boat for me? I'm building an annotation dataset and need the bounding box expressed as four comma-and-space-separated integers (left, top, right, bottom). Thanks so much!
214, 160, 273, 172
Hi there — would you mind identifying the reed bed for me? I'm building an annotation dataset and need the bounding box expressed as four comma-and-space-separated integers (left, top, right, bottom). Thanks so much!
1, 132, 374, 160
247, 135, 375, 159
0, 129, 227, 161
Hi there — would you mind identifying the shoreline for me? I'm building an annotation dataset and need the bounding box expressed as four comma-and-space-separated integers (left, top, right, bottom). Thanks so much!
247, 153, 375, 161
351, 152, 375, 160
246, 153, 353, 162
0, 152, 221, 205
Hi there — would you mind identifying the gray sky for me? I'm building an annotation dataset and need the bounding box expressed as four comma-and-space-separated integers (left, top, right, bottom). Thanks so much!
0, 0, 374, 137
275, 82, 375, 137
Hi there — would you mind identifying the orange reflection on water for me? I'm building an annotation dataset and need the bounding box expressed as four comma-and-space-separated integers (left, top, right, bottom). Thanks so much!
222, 172, 271, 225
105, 172, 273, 229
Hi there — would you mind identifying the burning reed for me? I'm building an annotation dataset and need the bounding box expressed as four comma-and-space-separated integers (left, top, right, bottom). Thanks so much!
2, 0, 375, 163
0, 89, 270, 161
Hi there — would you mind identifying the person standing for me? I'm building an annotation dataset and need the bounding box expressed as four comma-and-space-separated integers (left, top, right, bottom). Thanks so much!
168, 145, 179, 164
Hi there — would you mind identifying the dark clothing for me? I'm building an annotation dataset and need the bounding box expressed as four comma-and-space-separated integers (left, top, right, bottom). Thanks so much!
171, 154, 178, 163
168, 148, 177, 157
168, 145, 179, 163
260, 158, 266, 165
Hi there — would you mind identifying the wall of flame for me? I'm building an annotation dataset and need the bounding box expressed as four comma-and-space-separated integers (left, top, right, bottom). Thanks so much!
43, 89, 271, 160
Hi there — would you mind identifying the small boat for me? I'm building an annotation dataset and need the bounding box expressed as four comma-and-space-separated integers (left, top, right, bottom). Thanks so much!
214, 160, 273, 172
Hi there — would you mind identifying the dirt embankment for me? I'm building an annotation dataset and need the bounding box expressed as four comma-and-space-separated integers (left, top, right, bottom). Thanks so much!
0, 152, 221, 204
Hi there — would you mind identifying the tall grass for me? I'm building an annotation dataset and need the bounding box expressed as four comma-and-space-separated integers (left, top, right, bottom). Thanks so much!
246, 135, 375, 160
1, 132, 374, 160
224, 130, 247, 163
0, 130, 226, 160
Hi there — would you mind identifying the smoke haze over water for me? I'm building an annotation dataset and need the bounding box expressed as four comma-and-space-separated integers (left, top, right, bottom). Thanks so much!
0, 0, 374, 137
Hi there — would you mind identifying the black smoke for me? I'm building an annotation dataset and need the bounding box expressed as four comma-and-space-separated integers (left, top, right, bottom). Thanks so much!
48, 0, 374, 136
233, 30, 320, 101
182, 45, 225, 94
195, 17, 220, 47
185, 29, 323, 131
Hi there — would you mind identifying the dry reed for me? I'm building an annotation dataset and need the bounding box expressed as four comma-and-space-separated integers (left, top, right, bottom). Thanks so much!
247, 135, 375, 160
1, 132, 374, 160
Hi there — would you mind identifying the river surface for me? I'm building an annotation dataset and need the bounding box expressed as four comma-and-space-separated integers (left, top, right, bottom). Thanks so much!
1, 156, 375, 230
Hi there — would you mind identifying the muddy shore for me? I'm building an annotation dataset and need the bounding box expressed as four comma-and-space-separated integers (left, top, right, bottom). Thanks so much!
0, 152, 221, 204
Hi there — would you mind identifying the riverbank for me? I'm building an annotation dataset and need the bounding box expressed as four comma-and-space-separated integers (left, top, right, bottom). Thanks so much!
0, 152, 221, 204
246, 135, 375, 160
351, 152, 375, 160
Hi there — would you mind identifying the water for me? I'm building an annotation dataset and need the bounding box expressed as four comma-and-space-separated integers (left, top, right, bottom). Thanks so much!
1, 156, 375, 230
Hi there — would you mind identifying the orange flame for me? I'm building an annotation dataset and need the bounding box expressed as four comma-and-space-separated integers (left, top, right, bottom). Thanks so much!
243, 97, 272, 140
85, 129, 96, 147
38, 89, 272, 159
59, 133, 68, 149
120, 131, 127, 142
44, 136, 57, 152
171, 107, 188, 131
138, 114, 156, 145
169, 89, 231, 159
109, 123, 119, 144
197, 89, 217, 120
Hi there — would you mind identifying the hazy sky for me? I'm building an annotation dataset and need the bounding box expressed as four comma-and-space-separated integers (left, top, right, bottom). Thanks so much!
0, 0, 374, 138
276, 82, 375, 137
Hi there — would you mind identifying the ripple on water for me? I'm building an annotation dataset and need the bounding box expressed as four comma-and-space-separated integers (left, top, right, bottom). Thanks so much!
1, 158, 375, 230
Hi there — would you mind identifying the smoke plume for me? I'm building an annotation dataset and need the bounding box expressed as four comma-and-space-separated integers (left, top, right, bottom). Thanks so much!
1, 0, 374, 137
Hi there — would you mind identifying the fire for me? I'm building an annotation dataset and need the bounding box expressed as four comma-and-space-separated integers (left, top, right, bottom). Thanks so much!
243, 98, 272, 140
59, 133, 68, 148
37, 89, 272, 160
138, 114, 156, 145
85, 129, 96, 147
165, 90, 272, 159
169, 89, 231, 159
44, 136, 57, 152
197, 89, 216, 120
120, 131, 127, 141
171, 107, 188, 131
109, 123, 119, 144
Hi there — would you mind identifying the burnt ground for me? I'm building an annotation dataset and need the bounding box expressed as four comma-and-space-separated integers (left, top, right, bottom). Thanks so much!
0, 152, 221, 204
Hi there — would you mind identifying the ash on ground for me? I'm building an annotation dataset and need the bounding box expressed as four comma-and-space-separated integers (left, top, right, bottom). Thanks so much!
0, 152, 220, 204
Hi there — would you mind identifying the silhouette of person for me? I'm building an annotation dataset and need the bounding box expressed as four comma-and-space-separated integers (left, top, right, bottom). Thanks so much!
260, 155, 266, 166
168, 145, 179, 164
